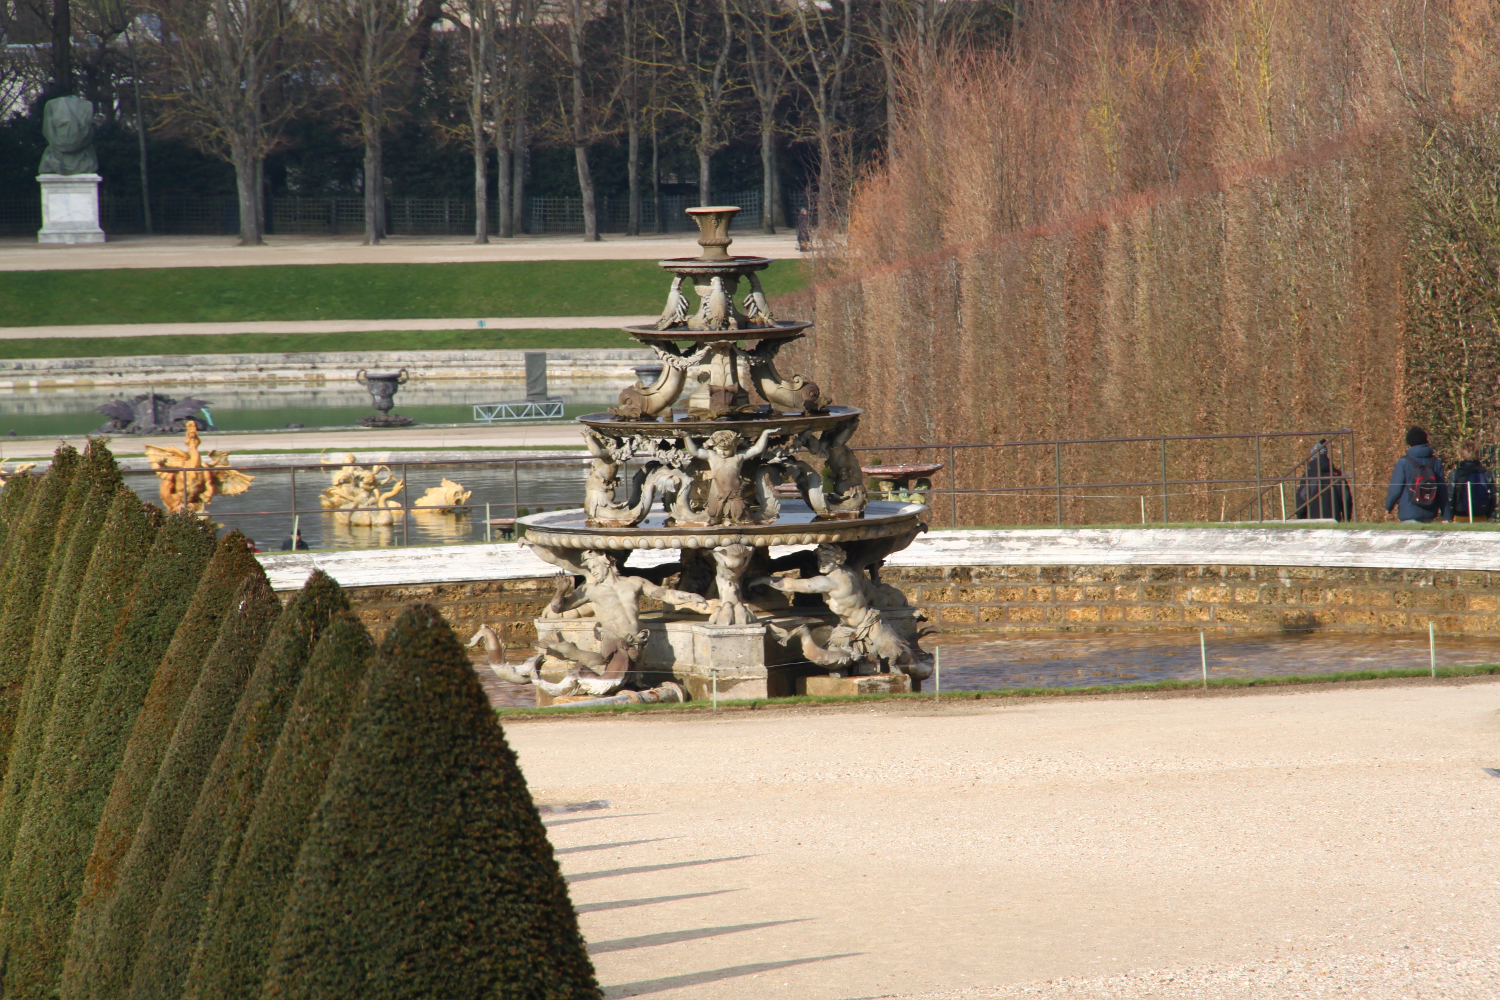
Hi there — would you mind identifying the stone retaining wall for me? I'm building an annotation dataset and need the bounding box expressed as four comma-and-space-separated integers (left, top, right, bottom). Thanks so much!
318, 562, 1500, 645
879, 564, 1500, 634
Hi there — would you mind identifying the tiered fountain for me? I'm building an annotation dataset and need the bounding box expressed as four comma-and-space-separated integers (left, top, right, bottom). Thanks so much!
518, 208, 933, 702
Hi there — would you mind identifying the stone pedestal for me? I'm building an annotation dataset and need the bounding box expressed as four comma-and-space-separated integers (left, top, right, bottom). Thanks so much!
798, 673, 911, 696
37, 173, 105, 244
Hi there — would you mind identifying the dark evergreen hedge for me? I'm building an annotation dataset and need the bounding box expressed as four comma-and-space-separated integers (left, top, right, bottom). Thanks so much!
0, 471, 38, 574
73, 571, 281, 1000
0, 487, 159, 992
0, 444, 80, 763
62, 530, 263, 1000
0, 442, 119, 898
262, 604, 599, 1000
128, 570, 349, 1000
184, 611, 376, 1000
0, 511, 216, 999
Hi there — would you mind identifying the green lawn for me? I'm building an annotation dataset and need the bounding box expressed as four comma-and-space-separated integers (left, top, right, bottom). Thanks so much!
0, 260, 808, 327
0, 328, 638, 359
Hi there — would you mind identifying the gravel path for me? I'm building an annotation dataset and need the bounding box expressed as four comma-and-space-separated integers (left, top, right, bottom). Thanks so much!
506, 682, 1500, 1000
900, 945, 1500, 998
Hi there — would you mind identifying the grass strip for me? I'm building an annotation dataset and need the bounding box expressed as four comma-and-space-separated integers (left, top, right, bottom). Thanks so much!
0, 260, 807, 328
496, 663, 1500, 717
0, 328, 638, 360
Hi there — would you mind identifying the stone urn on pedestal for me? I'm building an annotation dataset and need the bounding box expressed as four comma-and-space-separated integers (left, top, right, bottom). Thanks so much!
36, 96, 104, 245
356, 369, 415, 427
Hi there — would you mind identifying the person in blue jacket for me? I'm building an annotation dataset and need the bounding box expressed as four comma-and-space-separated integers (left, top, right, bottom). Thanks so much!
1385, 426, 1449, 523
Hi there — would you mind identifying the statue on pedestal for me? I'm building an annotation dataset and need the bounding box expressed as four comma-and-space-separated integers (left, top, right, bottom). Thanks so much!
40, 97, 98, 175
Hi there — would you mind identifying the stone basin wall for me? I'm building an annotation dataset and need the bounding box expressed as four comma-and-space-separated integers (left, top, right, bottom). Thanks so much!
308, 563, 1500, 646
879, 563, 1500, 634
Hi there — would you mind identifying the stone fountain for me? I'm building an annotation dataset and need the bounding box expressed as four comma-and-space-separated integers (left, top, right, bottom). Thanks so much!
516, 208, 933, 703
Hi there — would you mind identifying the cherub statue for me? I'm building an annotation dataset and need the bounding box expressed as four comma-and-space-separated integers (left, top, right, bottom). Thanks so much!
524, 550, 717, 697
0, 460, 37, 488
144, 420, 254, 515
753, 543, 931, 681
682, 427, 777, 524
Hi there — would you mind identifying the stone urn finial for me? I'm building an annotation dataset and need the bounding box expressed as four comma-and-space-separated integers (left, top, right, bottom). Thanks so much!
685, 206, 739, 261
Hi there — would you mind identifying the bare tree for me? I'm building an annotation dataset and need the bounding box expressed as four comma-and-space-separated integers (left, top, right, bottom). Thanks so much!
454, 0, 499, 241
660, 0, 733, 206
148, 0, 303, 245
738, 0, 787, 232
545, 0, 611, 240
310, 0, 417, 244
763, 0, 852, 225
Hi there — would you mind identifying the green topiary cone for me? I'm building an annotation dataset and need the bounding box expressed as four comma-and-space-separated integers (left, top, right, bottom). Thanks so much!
184, 611, 376, 1000
262, 604, 600, 1000
71, 571, 280, 1000
0, 487, 160, 995
127, 570, 348, 1000
0, 468, 38, 570
0, 444, 80, 765
0, 510, 217, 999
0, 441, 120, 898
62, 530, 263, 1000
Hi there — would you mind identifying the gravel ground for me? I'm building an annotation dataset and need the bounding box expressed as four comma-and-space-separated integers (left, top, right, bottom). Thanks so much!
508, 680, 1500, 1000
900, 945, 1500, 998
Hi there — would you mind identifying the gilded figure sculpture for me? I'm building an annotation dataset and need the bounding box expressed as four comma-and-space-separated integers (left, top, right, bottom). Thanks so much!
144, 420, 254, 515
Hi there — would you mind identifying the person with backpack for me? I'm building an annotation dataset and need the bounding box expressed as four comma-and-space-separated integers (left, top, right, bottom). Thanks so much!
1385, 426, 1449, 523
1294, 439, 1354, 520
1445, 440, 1496, 522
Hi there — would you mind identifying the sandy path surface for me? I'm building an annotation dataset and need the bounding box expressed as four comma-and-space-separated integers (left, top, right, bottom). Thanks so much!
0, 232, 801, 270
508, 681, 1500, 999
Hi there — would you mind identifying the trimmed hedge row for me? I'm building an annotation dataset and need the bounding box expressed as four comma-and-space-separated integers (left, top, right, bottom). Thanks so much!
63, 531, 264, 1000
0, 445, 599, 1000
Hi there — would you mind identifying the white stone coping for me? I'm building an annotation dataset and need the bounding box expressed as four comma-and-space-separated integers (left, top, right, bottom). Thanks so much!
255, 526, 1500, 592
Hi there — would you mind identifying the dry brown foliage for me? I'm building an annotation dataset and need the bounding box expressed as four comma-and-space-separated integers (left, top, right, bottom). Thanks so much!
781, 0, 1500, 523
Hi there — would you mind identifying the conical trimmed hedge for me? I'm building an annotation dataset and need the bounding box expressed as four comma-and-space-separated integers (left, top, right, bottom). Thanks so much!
0, 510, 216, 999
0, 487, 160, 930
0, 443, 121, 897
0, 469, 37, 565
69, 571, 281, 1000
0, 445, 80, 762
184, 611, 376, 1000
62, 530, 263, 1000
261, 603, 599, 1000
127, 570, 349, 1000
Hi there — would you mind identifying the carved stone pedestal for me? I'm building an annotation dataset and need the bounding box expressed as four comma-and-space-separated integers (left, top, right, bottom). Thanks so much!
37, 173, 105, 244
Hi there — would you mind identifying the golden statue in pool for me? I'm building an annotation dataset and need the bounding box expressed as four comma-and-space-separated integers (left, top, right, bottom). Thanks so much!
144, 420, 254, 515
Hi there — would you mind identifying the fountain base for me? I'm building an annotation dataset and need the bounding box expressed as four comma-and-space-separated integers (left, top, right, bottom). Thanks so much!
532, 607, 928, 704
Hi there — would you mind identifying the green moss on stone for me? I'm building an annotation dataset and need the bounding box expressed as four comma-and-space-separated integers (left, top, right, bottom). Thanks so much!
262, 604, 599, 1000
73, 572, 280, 1000
127, 571, 348, 1000
184, 611, 375, 1000
0, 445, 80, 764
62, 530, 263, 1000
0, 511, 216, 999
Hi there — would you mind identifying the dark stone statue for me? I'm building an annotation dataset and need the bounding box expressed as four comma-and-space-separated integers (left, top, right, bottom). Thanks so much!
39, 96, 98, 176
97, 391, 211, 435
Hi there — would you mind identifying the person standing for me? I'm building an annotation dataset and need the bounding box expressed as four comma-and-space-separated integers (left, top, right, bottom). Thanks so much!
1385, 426, 1449, 523
1445, 440, 1496, 522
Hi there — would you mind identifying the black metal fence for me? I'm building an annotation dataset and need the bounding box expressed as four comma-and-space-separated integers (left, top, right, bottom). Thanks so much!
0, 189, 808, 238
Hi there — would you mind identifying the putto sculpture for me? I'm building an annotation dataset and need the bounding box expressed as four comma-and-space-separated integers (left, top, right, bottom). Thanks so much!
506, 210, 934, 704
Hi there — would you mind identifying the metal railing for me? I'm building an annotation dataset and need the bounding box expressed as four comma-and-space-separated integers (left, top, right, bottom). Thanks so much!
851, 428, 1360, 528
473, 400, 564, 422
115, 428, 1388, 551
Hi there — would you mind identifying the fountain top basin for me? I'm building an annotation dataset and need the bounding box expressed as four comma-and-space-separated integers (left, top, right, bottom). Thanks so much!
519, 499, 927, 551
621, 319, 811, 343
